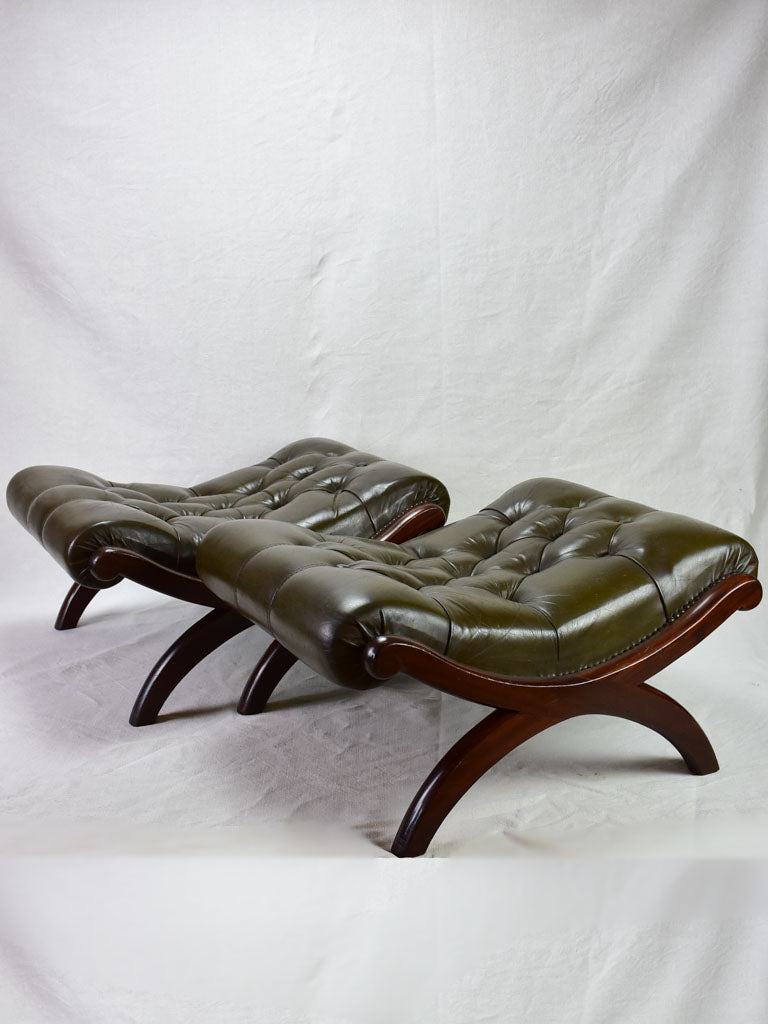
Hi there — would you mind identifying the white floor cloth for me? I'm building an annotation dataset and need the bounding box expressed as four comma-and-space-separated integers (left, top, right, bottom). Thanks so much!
1, 585, 768, 1021
2, 857, 767, 1024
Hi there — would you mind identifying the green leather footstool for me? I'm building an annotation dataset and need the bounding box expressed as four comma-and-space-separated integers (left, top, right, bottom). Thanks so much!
6, 437, 449, 724
196, 477, 761, 856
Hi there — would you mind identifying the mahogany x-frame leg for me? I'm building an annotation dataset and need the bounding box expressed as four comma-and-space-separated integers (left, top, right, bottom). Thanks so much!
591, 680, 718, 776
390, 681, 718, 858
54, 582, 102, 630
392, 708, 562, 857
364, 573, 761, 856
237, 641, 299, 715
130, 608, 253, 726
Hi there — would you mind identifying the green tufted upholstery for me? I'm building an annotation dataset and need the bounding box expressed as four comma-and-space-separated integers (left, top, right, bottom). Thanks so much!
6, 438, 450, 589
197, 477, 758, 687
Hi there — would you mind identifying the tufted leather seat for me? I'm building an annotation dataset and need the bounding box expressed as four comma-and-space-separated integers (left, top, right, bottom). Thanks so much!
197, 477, 759, 687
7, 437, 450, 590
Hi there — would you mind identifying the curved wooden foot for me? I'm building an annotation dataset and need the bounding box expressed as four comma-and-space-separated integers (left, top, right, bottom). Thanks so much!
598, 681, 719, 776
392, 709, 561, 857
54, 583, 101, 630
237, 640, 298, 715
129, 608, 253, 726
392, 682, 719, 856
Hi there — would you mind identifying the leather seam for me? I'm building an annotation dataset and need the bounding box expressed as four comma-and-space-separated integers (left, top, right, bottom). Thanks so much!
226, 541, 318, 617
36, 487, 112, 540
528, 572, 750, 678
339, 488, 377, 534
420, 593, 454, 657
264, 562, 348, 634
527, 601, 561, 661
613, 551, 670, 620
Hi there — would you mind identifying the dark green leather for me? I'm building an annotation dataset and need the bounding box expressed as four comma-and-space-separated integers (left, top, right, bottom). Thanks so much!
196, 477, 759, 688
6, 438, 450, 588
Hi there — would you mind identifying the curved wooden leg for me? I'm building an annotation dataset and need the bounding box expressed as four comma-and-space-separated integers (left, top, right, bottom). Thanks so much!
392, 709, 562, 858
237, 640, 298, 715
597, 681, 719, 776
54, 583, 101, 630
129, 608, 253, 726
392, 681, 719, 857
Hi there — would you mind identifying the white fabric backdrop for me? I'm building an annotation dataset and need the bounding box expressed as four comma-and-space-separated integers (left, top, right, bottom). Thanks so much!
2, 1, 767, 1020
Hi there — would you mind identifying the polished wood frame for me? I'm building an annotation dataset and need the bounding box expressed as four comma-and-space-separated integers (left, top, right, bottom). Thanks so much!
52, 510, 761, 859
55, 582, 102, 630
108, 501, 446, 725
358, 573, 761, 856
55, 549, 229, 632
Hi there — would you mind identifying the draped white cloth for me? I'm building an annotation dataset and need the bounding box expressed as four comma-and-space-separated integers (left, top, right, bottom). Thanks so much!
2, 1, 767, 1020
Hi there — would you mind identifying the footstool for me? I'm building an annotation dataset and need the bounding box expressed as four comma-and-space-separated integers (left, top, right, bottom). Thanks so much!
196, 477, 761, 856
6, 437, 449, 723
